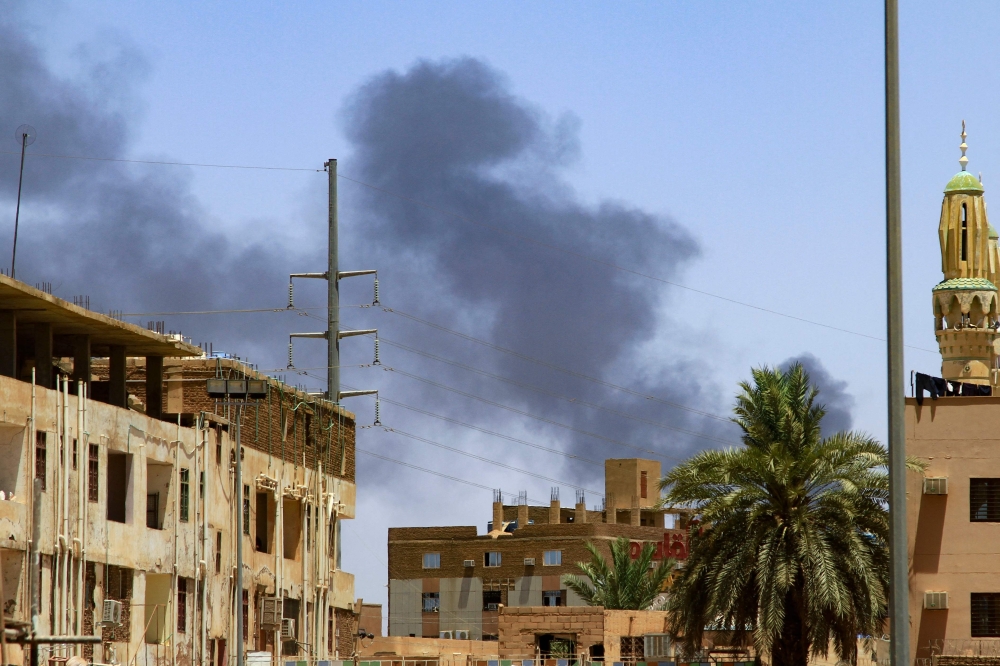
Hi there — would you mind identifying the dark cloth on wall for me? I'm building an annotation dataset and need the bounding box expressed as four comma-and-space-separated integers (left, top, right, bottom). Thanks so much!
915, 372, 991, 404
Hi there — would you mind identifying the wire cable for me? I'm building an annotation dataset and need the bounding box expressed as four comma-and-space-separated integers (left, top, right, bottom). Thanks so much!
1, 148, 939, 352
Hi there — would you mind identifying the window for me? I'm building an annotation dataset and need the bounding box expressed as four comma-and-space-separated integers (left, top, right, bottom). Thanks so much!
242, 590, 249, 640
243, 485, 250, 535
973, 593, 1000, 636
641, 470, 648, 499
421, 592, 439, 613
199, 471, 205, 502
962, 203, 969, 262
35, 432, 46, 491
180, 469, 190, 523
216, 531, 222, 574
146, 493, 159, 529
88, 445, 99, 502
177, 578, 187, 633
971, 479, 1000, 522
256, 492, 271, 554
146, 460, 172, 529
543, 590, 565, 607
484, 551, 501, 567
483, 590, 502, 611
422, 553, 441, 569
107, 452, 130, 523
72, 438, 78, 470
543, 550, 562, 566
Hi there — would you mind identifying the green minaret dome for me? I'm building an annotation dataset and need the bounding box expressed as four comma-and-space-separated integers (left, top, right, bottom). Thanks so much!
945, 170, 984, 193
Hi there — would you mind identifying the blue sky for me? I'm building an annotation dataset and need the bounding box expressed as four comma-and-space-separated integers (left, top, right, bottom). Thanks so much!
7, 0, 1000, 625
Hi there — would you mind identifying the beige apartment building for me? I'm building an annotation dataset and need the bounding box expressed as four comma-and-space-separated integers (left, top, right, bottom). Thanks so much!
0, 275, 359, 666
907, 130, 1000, 664
387, 459, 689, 644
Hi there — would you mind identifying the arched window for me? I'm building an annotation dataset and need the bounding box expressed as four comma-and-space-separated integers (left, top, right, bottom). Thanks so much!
962, 203, 969, 262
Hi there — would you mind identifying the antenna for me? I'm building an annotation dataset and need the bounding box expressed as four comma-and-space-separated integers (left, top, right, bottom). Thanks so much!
11, 124, 36, 280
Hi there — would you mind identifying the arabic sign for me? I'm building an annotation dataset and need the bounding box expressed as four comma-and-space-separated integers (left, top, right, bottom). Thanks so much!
628, 530, 688, 560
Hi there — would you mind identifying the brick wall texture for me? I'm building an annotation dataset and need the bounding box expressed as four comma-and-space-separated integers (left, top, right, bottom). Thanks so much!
94, 358, 356, 483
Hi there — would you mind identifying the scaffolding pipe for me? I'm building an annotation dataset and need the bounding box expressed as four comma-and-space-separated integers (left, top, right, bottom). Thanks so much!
76, 380, 85, 652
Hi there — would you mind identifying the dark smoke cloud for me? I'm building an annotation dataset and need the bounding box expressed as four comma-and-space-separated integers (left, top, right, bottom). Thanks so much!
780, 352, 854, 437
0, 15, 324, 366
338, 57, 740, 486
1, 8, 737, 501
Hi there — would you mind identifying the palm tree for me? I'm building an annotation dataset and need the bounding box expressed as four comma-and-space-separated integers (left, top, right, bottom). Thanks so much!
565, 536, 675, 610
659, 363, 921, 666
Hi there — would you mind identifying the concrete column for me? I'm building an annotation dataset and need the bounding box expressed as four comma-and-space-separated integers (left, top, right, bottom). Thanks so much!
516, 503, 529, 529
548, 499, 560, 524
630, 496, 641, 527
34, 323, 53, 389
492, 501, 504, 532
605, 493, 616, 525
72, 335, 91, 391
146, 355, 164, 419
109, 345, 127, 408
0, 311, 15, 378
574, 502, 587, 524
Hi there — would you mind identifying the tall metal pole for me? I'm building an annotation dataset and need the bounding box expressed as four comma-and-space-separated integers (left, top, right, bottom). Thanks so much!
12, 131, 28, 279
327, 159, 340, 403
234, 412, 244, 666
885, 1, 908, 665
30, 478, 42, 666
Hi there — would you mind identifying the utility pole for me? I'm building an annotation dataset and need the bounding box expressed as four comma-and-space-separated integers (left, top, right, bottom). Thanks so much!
288, 159, 378, 405
234, 411, 244, 666
884, 2, 908, 665
328, 159, 340, 402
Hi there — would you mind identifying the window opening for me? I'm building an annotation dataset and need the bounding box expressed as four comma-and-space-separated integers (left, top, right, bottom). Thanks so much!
177, 578, 188, 633
543, 550, 562, 566
962, 203, 969, 262
88, 445, 99, 502
72, 438, 77, 470
35, 432, 46, 491
484, 551, 501, 567
483, 590, 502, 611
146, 460, 172, 529
542, 590, 565, 607
422, 553, 440, 569
973, 593, 1000, 637
256, 492, 272, 553
216, 531, 222, 574
180, 468, 190, 522
971, 479, 1000, 522
421, 592, 440, 613
107, 452, 131, 523
640, 470, 648, 499
243, 484, 250, 535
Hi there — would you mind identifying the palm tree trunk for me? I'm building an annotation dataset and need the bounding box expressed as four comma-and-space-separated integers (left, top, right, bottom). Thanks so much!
771, 589, 810, 666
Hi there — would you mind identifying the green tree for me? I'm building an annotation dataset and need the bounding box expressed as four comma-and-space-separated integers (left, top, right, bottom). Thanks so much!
565, 536, 675, 610
659, 363, 921, 666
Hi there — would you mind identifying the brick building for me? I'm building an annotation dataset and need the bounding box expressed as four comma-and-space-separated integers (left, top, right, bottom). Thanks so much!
0, 275, 359, 666
387, 459, 689, 641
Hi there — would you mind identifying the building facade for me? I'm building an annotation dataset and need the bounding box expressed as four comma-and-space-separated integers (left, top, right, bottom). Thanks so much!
907, 127, 1000, 664
387, 459, 688, 642
0, 275, 358, 666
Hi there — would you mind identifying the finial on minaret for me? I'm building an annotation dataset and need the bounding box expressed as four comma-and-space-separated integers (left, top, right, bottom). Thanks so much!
960, 120, 969, 171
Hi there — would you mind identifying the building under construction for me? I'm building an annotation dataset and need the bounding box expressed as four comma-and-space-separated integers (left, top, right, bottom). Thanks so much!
0, 275, 359, 666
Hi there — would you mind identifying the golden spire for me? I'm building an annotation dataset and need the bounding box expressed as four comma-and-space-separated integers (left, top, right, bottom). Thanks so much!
961, 120, 969, 171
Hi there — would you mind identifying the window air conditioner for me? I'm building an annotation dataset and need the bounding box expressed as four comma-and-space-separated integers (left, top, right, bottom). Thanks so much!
923, 477, 948, 495
463, 559, 475, 567
485, 603, 499, 611
523, 558, 535, 566
454, 630, 470, 640
924, 591, 949, 610
280, 618, 296, 640
102, 599, 122, 627
439, 631, 453, 640
260, 597, 282, 628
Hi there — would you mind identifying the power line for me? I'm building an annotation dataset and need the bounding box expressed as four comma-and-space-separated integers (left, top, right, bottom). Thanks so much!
0, 150, 321, 172
2, 148, 939, 352
377, 426, 604, 496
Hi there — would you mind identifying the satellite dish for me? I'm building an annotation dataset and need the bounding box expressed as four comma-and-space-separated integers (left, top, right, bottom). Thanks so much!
14, 124, 36, 147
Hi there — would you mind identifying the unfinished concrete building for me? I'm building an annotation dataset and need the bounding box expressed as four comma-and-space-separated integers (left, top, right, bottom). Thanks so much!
0, 275, 358, 666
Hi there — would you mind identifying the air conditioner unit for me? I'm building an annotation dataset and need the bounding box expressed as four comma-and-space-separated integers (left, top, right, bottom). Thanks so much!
280, 618, 296, 640
924, 477, 948, 495
454, 630, 470, 640
523, 558, 535, 566
485, 603, 499, 611
644, 634, 672, 659
260, 597, 282, 628
101, 599, 122, 626
439, 631, 453, 640
463, 559, 475, 567
925, 591, 949, 610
